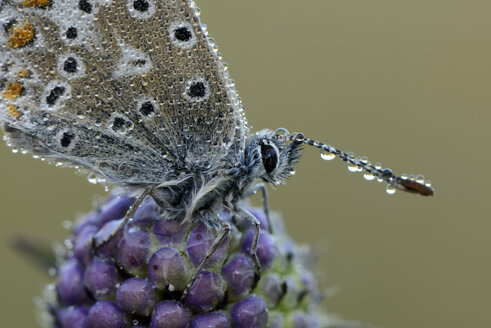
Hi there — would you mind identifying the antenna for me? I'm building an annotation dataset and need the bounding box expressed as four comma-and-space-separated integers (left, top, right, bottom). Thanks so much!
274, 129, 434, 196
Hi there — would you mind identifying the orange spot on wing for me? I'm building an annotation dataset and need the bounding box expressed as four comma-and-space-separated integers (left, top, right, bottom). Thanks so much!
7, 22, 35, 49
21, 0, 50, 7
3, 82, 23, 100
7, 105, 21, 120
18, 68, 31, 78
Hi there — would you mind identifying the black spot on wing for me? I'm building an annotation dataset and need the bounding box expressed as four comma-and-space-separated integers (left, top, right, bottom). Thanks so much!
46, 86, 66, 106
78, 0, 92, 14
66, 27, 77, 39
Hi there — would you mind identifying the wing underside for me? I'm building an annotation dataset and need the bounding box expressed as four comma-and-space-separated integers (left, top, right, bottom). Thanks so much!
0, 0, 249, 185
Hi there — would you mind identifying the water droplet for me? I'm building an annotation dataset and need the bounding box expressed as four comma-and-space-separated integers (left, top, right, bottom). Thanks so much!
416, 175, 425, 184
374, 162, 382, 170
386, 184, 396, 195
88, 174, 97, 184
363, 173, 375, 181
275, 128, 290, 138
289, 169, 296, 176
401, 173, 408, 180
320, 150, 335, 161
424, 180, 432, 187
64, 238, 73, 250
11, 147, 19, 153
348, 163, 359, 172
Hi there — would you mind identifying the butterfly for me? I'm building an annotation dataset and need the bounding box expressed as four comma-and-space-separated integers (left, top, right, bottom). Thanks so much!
0, 0, 433, 294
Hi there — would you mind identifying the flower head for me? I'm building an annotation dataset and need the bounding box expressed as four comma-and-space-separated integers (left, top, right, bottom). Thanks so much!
39, 189, 328, 327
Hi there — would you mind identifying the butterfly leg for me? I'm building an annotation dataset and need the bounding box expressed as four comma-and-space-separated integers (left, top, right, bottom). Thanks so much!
255, 183, 272, 233
94, 188, 152, 247
182, 218, 231, 299
229, 204, 262, 280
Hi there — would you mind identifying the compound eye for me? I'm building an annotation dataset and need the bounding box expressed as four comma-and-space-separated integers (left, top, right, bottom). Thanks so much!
260, 141, 279, 174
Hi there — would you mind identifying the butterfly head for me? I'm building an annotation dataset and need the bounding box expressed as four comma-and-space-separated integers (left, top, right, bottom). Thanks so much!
244, 129, 302, 186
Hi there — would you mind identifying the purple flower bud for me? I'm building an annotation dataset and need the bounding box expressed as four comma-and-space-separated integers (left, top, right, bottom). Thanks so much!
99, 196, 133, 225
300, 270, 318, 299
241, 229, 276, 269
278, 277, 301, 309
73, 224, 98, 266
88, 301, 129, 328
153, 218, 190, 244
133, 197, 158, 222
83, 258, 119, 300
56, 306, 90, 328
150, 301, 190, 328
117, 229, 150, 276
221, 254, 255, 299
268, 313, 284, 328
191, 311, 231, 328
186, 223, 230, 269
290, 312, 320, 328
259, 274, 284, 307
231, 296, 268, 328
73, 212, 100, 236
183, 271, 226, 313
56, 259, 91, 305
93, 218, 125, 259
116, 278, 159, 317
148, 247, 192, 291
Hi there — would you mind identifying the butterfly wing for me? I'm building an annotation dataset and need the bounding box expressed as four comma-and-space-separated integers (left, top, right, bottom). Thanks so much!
0, 0, 248, 185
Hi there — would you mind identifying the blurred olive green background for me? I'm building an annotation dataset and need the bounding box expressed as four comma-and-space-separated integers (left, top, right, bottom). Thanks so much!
1, 0, 490, 327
